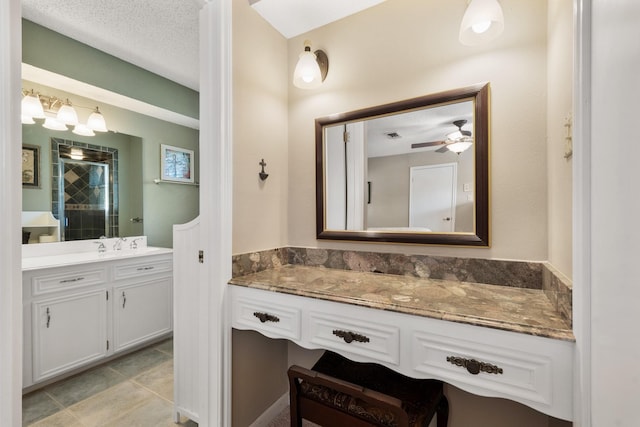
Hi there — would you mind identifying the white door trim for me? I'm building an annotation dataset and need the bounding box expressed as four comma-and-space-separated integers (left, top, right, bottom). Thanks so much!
0, 0, 23, 425
572, 0, 591, 425
198, 1, 233, 426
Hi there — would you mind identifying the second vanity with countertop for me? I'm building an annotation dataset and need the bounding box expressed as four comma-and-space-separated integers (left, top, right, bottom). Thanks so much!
229, 264, 575, 421
22, 237, 173, 390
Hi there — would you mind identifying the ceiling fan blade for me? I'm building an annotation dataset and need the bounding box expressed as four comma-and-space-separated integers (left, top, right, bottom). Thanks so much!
435, 145, 450, 153
411, 141, 445, 149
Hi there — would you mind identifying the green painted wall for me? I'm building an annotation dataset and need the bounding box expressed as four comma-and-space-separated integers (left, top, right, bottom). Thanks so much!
22, 19, 198, 119
22, 21, 199, 248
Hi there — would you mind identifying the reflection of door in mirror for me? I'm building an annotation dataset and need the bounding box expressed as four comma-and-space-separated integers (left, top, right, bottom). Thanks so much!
59, 159, 109, 240
409, 163, 457, 232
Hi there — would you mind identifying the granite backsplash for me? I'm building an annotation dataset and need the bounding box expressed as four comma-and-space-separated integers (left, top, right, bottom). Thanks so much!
231, 246, 572, 325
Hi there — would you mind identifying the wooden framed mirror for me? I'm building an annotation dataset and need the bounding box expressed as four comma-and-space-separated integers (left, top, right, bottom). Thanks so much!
315, 82, 490, 246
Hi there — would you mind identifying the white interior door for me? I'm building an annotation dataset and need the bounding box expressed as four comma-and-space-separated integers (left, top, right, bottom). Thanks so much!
409, 163, 457, 232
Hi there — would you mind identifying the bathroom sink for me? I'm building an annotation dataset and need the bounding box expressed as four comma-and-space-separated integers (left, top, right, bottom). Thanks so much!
22, 238, 172, 271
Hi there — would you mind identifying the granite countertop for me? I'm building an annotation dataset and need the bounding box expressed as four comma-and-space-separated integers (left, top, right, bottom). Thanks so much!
228, 265, 574, 342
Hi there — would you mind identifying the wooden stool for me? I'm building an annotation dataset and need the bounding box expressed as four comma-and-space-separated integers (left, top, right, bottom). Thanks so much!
288, 351, 448, 427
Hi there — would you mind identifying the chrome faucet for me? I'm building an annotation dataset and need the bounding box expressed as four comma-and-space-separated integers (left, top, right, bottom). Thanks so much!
113, 237, 127, 251
130, 238, 142, 250
94, 241, 107, 253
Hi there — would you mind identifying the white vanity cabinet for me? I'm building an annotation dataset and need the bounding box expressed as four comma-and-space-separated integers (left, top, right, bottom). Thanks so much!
31, 289, 108, 384
112, 277, 172, 353
229, 285, 574, 421
23, 252, 173, 389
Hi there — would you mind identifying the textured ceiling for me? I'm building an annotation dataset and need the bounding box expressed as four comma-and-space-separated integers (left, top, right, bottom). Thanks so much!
22, 0, 202, 90
21, 1, 387, 91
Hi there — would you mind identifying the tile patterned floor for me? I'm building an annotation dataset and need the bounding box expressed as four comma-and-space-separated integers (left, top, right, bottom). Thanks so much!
22, 339, 197, 427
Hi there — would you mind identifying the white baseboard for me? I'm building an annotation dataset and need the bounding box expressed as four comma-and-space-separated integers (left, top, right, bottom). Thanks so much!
249, 392, 289, 427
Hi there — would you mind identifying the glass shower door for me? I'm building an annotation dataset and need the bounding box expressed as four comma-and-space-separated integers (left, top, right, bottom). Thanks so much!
59, 159, 110, 240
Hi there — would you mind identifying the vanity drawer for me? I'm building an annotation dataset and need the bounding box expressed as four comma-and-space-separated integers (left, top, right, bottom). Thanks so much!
30, 267, 108, 296
411, 329, 557, 408
307, 310, 400, 365
112, 257, 172, 280
231, 289, 301, 341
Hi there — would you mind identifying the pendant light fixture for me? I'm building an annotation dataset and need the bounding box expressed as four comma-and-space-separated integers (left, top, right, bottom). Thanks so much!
72, 123, 96, 137
56, 99, 79, 126
21, 115, 36, 125
86, 107, 108, 132
293, 40, 329, 89
21, 90, 45, 119
42, 117, 68, 131
459, 0, 504, 46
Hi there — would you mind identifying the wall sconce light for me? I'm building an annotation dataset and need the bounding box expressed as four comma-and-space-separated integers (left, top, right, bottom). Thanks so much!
293, 40, 329, 89
459, 0, 504, 46
21, 89, 109, 136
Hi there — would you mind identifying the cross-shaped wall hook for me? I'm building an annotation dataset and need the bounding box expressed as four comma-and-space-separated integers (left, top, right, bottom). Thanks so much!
259, 158, 269, 181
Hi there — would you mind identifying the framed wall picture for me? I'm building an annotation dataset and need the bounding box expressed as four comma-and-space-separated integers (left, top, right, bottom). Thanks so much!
22, 144, 40, 188
160, 144, 195, 183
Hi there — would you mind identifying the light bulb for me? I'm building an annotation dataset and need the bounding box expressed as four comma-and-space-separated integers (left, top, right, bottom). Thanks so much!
87, 107, 108, 132
21, 91, 45, 119
472, 20, 491, 34
293, 41, 323, 89
459, 0, 504, 46
447, 141, 473, 154
56, 100, 79, 125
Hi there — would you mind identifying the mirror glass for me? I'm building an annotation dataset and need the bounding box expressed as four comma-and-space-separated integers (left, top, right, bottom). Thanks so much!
22, 120, 144, 243
316, 83, 489, 246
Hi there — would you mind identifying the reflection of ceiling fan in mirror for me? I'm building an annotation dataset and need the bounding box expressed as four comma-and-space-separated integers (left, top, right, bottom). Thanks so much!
411, 119, 474, 154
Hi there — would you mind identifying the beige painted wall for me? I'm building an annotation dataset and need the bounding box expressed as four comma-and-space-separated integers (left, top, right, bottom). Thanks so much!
232, 0, 289, 255
231, 1, 290, 425
232, 330, 288, 427
288, 0, 549, 261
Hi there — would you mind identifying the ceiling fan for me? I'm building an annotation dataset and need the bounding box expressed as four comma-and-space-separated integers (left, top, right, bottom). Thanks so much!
411, 119, 473, 154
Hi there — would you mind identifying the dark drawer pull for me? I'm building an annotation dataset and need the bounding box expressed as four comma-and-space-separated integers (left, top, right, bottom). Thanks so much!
332, 329, 370, 344
446, 356, 503, 375
59, 277, 85, 284
137, 266, 154, 271
253, 312, 280, 323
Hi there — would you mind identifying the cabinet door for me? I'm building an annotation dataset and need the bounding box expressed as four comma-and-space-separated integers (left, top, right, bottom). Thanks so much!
32, 290, 107, 383
113, 278, 172, 353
